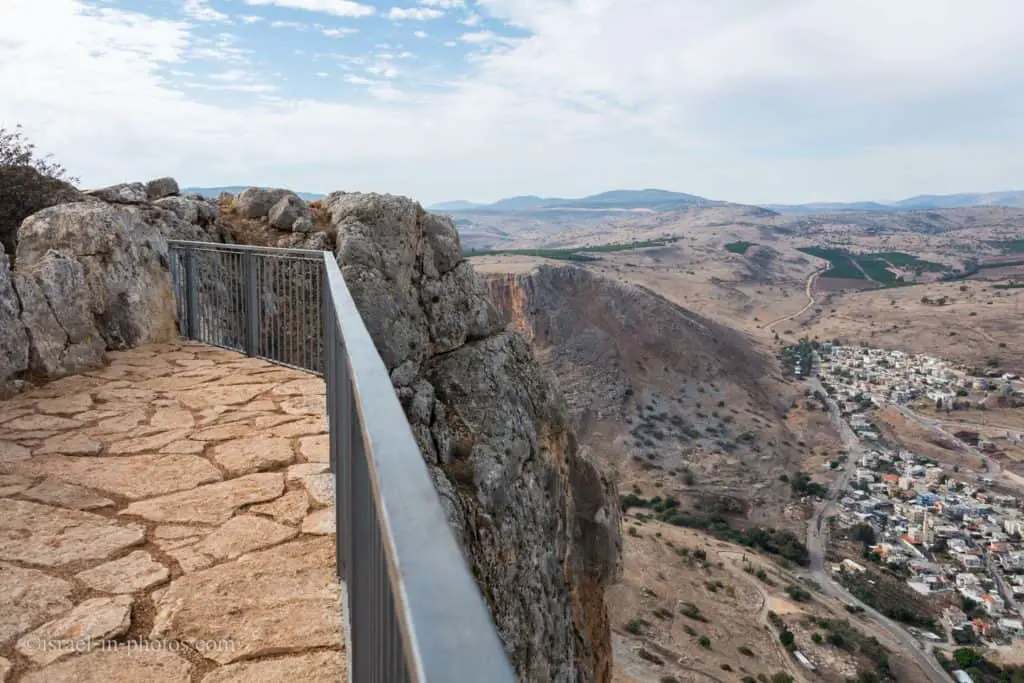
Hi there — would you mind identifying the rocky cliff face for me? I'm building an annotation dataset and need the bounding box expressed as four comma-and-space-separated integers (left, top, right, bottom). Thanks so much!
1, 183, 622, 682
0, 181, 230, 393
322, 192, 621, 683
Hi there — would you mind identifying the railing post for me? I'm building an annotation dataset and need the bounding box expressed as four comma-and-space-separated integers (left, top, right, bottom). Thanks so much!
183, 246, 198, 340
243, 251, 261, 357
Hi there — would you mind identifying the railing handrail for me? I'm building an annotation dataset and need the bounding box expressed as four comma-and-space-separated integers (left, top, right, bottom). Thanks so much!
321, 253, 516, 682
166, 239, 516, 682
169, 239, 325, 257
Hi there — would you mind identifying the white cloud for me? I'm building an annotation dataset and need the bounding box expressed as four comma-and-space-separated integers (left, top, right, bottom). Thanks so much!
315, 71, 329, 77
343, 74, 375, 85
413, 30, 428, 38
184, 0, 231, 23
387, 7, 443, 21
418, 0, 464, 7
443, 40, 456, 47
3, 0, 1024, 206
238, 15, 264, 24
270, 20, 308, 29
366, 63, 398, 78
321, 27, 358, 37
458, 30, 503, 44
458, 13, 481, 26
243, 0, 374, 18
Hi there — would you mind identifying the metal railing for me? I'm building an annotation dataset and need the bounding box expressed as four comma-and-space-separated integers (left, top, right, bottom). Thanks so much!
168, 240, 517, 683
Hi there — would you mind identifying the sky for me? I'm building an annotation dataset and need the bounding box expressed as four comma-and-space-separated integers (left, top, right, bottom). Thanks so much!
2, 0, 1023, 206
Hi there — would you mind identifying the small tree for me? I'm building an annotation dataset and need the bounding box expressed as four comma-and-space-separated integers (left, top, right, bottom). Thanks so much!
0, 124, 79, 259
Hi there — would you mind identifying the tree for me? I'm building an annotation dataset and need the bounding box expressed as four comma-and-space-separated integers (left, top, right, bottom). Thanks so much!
953, 647, 983, 669
0, 124, 79, 260
779, 630, 795, 648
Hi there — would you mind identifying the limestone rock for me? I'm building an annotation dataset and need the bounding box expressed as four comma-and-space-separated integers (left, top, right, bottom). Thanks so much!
153, 196, 198, 224
298, 434, 328, 462
201, 650, 344, 683
300, 472, 334, 508
119, 472, 284, 524
292, 216, 314, 233
83, 182, 147, 204
268, 194, 311, 231
210, 436, 294, 476
325, 191, 622, 682
16, 595, 133, 666
145, 177, 179, 200
17, 453, 222, 500
249, 488, 309, 526
0, 499, 145, 566
301, 508, 334, 535
0, 656, 9, 682
189, 514, 298, 561
35, 431, 103, 455
18, 647, 193, 683
75, 550, 170, 593
19, 477, 114, 510
0, 244, 29, 385
150, 537, 343, 664
0, 473, 32, 497
0, 562, 75, 645
234, 187, 294, 219
15, 202, 179, 352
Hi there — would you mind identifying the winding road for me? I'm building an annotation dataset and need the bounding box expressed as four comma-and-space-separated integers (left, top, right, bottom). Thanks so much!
764, 268, 825, 331
803, 369, 953, 683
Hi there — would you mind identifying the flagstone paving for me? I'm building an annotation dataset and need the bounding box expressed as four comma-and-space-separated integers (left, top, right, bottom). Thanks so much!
0, 340, 346, 683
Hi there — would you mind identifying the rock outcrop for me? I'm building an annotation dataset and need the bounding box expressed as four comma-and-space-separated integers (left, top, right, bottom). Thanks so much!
0, 178, 230, 393
1, 179, 622, 683
324, 192, 621, 682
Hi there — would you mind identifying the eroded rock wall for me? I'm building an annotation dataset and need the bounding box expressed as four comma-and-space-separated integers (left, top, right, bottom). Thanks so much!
324, 192, 621, 683
0, 181, 229, 393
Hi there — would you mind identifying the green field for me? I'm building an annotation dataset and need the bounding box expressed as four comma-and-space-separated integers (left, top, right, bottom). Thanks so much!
988, 238, 1024, 254
467, 236, 680, 261
796, 247, 866, 280
798, 247, 948, 286
725, 240, 754, 255
871, 252, 947, 273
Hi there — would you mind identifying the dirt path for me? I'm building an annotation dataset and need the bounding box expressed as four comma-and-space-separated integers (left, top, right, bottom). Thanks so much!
764, 268, 824, 331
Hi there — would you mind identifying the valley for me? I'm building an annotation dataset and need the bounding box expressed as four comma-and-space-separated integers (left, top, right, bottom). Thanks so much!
465, 191, 1024, 683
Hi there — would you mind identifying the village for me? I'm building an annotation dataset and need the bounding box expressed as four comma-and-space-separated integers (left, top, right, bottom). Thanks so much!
811, 343, 1024, 651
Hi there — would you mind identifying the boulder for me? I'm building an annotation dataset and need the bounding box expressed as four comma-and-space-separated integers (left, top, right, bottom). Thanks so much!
234, 187, 294, 219
145, 177, 180, 200
14, 251, 105, 376
268, 194, 310, 231
15, 203, 179, 351
0, 244, 29, 385
292, 216, 313, 234
324, 191, 621, 683
83, 182, 148, 204
153, 196, 199, 225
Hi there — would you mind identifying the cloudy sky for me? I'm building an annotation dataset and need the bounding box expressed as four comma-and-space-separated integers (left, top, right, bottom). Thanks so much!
2, 0, 1023, 205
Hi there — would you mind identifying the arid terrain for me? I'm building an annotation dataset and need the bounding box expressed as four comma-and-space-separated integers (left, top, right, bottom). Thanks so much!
467, 199, 1024, 683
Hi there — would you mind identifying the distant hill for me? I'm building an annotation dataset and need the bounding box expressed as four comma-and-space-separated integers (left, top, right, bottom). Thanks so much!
429, 200, 486, 211
764, 190, 1024, 214
428, 189, 714, 213
182, 186, 326, 202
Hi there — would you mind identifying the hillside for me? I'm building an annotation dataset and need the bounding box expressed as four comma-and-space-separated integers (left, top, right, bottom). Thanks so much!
480, 263, 839, 525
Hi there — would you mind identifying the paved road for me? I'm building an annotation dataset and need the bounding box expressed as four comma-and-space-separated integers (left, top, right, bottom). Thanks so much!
804, 370, 952, 683
895, 404, 1024, 493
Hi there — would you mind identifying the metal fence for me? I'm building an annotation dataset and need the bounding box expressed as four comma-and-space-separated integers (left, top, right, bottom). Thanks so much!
167, 240, 517, 683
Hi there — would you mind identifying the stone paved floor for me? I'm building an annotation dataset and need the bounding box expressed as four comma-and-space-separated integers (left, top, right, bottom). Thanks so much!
0, 340, 347, 682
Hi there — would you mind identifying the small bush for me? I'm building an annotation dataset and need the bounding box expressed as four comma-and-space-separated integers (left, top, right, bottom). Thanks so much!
625, 619, 648, 635
738, 645, 755, 657
0, 124, 80, 259
698, 635, 711, 649
637, 648, 664, 665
